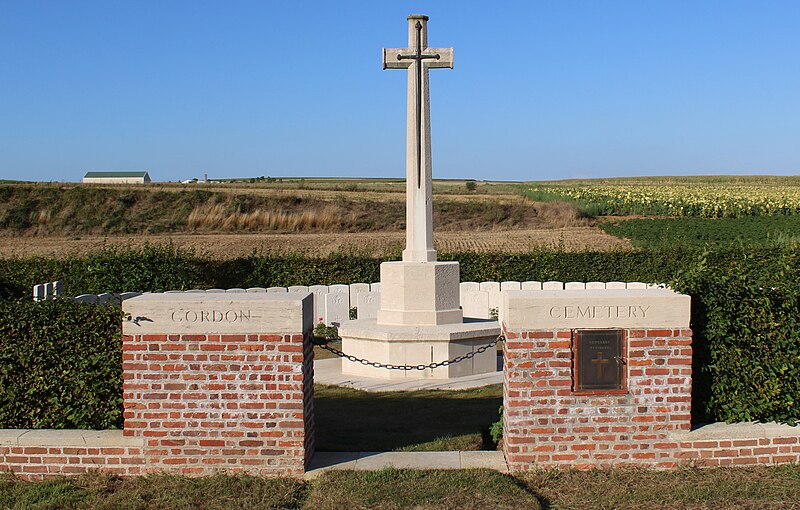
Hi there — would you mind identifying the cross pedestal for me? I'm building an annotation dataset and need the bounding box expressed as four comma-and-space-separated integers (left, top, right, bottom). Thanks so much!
338, 14, 499, 380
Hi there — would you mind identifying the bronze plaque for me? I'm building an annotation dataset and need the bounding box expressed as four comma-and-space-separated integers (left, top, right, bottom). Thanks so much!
574, 329, 624, 392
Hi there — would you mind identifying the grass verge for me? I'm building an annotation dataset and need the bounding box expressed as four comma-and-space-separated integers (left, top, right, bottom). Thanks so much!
3, 466, 800, 509
314, 384, 502, 451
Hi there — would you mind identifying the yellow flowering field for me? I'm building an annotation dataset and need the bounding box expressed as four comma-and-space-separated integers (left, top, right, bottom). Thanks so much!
525, 178, 800, 217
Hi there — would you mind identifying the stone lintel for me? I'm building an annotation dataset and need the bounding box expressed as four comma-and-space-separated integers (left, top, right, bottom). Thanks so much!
503, 288, 691, 330
122, 292, 313, 335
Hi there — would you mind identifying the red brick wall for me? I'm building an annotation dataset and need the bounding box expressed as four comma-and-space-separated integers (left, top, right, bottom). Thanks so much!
0, 440, 143, 480
122, 331, 314, 476
503, 327, 694, 470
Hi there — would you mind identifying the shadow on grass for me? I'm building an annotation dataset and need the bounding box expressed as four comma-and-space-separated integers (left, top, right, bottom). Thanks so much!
314, 383, 503, 451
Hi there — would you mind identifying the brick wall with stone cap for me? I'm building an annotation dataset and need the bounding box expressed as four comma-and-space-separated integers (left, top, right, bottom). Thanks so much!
121, 292, 315, 476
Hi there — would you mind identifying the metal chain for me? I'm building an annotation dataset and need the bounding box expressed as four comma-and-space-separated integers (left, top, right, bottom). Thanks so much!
312, 334, 504, 371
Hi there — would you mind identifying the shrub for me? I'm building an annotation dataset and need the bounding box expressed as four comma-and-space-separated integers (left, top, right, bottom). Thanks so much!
0, 299, 123, 429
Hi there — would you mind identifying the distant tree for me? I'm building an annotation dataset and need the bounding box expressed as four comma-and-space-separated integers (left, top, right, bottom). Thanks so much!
465, 181, 477, 192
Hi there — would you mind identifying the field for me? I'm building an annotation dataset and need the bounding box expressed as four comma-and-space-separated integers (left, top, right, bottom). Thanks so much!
525, 175, 800, 217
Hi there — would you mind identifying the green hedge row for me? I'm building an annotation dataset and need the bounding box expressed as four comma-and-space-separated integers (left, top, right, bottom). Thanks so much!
0, 245, 798, 427
0, 299, 123, 429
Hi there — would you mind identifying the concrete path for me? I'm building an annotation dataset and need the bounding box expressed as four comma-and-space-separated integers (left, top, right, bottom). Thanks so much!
305, 451, 508, 479
313, 356, 503, 392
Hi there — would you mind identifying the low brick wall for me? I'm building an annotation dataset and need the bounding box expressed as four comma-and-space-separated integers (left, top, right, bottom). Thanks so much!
0, 430, 143, 480
503, 327, 800, 470
1, 292, 315, 480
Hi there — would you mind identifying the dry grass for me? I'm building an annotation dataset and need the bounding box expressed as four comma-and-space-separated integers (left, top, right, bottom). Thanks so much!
187, 203, 350, 232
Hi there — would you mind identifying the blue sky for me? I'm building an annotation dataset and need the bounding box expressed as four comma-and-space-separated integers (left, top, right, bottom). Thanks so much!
1, 1, 798, 182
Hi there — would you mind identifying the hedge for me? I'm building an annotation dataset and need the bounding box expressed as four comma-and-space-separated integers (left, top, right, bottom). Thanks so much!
0, 245, 798, 427
0, 299, 123, 429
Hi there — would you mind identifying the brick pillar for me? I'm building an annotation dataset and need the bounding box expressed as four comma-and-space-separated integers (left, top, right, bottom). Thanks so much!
122, 292, 314, 476
501, 287, 692, 470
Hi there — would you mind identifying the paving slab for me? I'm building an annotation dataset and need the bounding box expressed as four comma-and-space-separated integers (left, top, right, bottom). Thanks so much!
314, 356, 503, 392
305, 451, 507, 479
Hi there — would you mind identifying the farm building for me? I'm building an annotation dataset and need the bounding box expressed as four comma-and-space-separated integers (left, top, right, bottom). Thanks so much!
82, 171, 151, 184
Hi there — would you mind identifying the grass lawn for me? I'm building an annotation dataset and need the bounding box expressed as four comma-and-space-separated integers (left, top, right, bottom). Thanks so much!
313, 384, 502, 451
3, 466, 800, 509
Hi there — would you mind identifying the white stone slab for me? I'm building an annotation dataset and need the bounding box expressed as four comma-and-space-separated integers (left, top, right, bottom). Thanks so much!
542, 281, 563, 290
521, 281, 542, 290
460, 282, 480, 292
309, 285, 330, 324
226, 288, 246, 293
33, 284, 45, 302
626, 282, 647, 289
246, 287, 266, 293
325, 292, 350, 327
564, 282, 585, 290
586, 282, 606, 290
370, 282, 381, 293
44, 282, 54, 299
53, 281, 63, 297
479, 281, 500, 292
503, 289, 691, 330
500, 281, 520, 291
288, 285, 308, 293
122, 292, 312, 335
357, 291, 380, 320
461, 290, 490, 319
349, 283, 371, 307
606, 281, 626, 289
329, 284, 349, 294
267, 287, 288, 293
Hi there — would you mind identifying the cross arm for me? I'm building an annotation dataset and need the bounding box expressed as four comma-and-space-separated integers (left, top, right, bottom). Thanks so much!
382, 47, 454, 70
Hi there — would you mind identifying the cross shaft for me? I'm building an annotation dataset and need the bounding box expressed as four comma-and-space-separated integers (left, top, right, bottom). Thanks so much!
382, 15, 453, 263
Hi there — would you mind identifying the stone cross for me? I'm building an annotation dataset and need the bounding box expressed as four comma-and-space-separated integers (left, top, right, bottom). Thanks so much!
383, 14, 453, 263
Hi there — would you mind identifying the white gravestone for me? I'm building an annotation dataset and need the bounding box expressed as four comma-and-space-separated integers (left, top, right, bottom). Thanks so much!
357, 291, 380, 320
349, 283, 370, 308
325, 293, 350, 327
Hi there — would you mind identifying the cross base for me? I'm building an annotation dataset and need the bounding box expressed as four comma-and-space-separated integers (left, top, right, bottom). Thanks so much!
376, 261, 463, 326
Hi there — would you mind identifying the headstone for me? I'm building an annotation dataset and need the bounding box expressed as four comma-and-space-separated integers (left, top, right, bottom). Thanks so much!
542, 281, 564, 290
120, 292, 142, 301
207, 289, 225, 293
33, 284, 45, 302
325, 293, 350, 327
586, 282, 606, 290
268, 287, 288, 293
97, 293, 116, 305
626, 282, 647, 289
521, 281, 542, 290
461, 290, 490, 319
288, 285, 309, 294
606, 281, 626, 290
501, 281, 520, 291
460, 282, 480, 292
565, 282, 585, 290
357, 291, 380, 320
226, 288, 246, 293
370, 282, 381, 293
52, 280, 63, 297
349, 283, 370, 308
186, 289, 206, 293
329, 284, 349, 295
44, 282, 54, 300
309, 285, 330, 324
246, 287, 267, 293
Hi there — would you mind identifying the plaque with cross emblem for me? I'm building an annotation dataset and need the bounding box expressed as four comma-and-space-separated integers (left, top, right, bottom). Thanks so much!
573, 329, 625, 393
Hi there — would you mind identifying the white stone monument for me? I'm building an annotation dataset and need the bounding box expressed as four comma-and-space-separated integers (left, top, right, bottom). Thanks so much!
338, 14, 500, 379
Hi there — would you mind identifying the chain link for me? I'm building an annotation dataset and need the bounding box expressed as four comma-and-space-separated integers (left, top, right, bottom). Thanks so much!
312, 334, 504, 371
